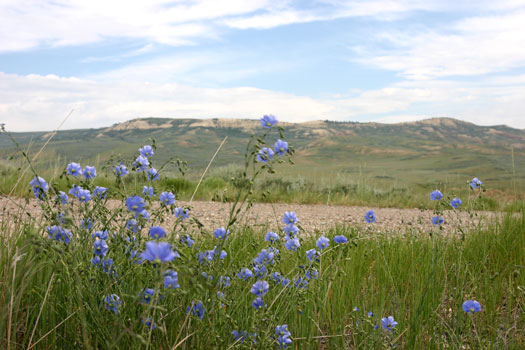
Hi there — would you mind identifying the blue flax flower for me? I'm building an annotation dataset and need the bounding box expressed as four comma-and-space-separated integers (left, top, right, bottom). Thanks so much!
94, 186, 107, 199
381, 316, 398, 331
450, 197, 462, 209
92, 230, 108, 240
275, 325, 292, 349
29, 176, 49, 200
135, 155, 149, 172
316, 236, 330, 250
282, 211, 298, 225
94, 240, 109, 256
253, 264, 267, 279
82, 166, 96, 180
470, 177, 482, 189
252, 297, 265, 310
160, 191, 175, 206
77, 189, 91, 202
142, 317, 157, 330
294, 277, 308, 289
69, 184, 81, 197
126, 219, 140, 233
364, 210, 376, 223
254, 248, 275, 265
283, 224, 299, 238
66, 162, 81, 177
149, 226, 166, 239
81, 218, 93, 231
58, 191, 68, 205
174, 207, 189, 220
232, 330, 256, 344
256, 147, 274, 163
431, 216, 444, 226
368, 311, 374, 317
306, 248, 319, 262
147, 167, 159, 181
265, 231, 279, 243
219, 276, 231, 287
187, 302, 205, 320
139, 145, 154, 157
214, 227, 230, 239
334, 235, 347, 244
462, 300, 481, 313
284, 237, 300, 251
260, 114, 277, 128
237, 268, 253, 280
114, 163, 128, 177
140, 288, 155, 304
274, 139, 288, 156
126, 196, 146, 213
251, 280, 269, 297
180, 235, 194, 247
305, 268, 318, 280
143, 186, 155, 197
430, 190, 443, 200
140, 241, 179, 263
104, 294, 121, 314
47, 226, 72, 244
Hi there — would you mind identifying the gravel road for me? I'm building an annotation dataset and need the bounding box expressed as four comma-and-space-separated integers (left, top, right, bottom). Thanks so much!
1, 197, 496, 236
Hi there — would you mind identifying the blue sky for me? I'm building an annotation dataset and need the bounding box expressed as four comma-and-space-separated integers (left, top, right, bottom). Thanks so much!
1, 0, 525, 131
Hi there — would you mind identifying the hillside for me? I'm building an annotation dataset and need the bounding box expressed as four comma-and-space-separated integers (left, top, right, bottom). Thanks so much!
0, 117, 524, 195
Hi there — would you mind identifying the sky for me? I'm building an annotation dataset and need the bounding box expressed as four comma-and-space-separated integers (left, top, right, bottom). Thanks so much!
1, 0, 525, 131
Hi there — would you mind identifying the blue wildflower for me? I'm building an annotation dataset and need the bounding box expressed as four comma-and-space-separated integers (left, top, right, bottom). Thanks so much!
94, 240, 109, 256
143, 186, 155, 197
220, 250, 227, 259
92, 230, 108, 240
147, 168, 159, 181
368, 311, 374, 317
66, 162, 81, 177
237, 268, 253, 280
126, 196, 146, 213
91, 256, 101, 266
47, 225, 72, 244
274, 139, 288, 156
253, 264, 267, 279
139, 145, 154, 157
450, 197, 462, 209
334, 235, 347, 244
316, 236, 329, 250
251, 280, 269, 297
135, 155, 149, 172
101, 258, 114, 274
294, 277, 308, 289
140, 288, 155, 304
69, 184, 81, 197
214, 227, 230, 239
174, 207, 189, 220
126, 219, 140, 233
76, 188, 91, 202
254, 248, 275, 265
82, 166, 96, 180
282, 211, 298, 225
137, 209, 150, 221
252, 297, 265, 310
284, 237, 300, 251
81, 218, 94, 231
265, 231, 279, 243
149, 226, 166, 239
260, 114, 277, 128
142, 317, 157, 330
104, 294, 121, 314
381, 316, 398, 331
280, 278, 291, 288
275, 325, 292, 349
470, 177, 482, 189
256, 147, 274, 163
462, 300, 481, 313
58, 191, 68, 205
232, 330, 256, 344
283, 224, 299, 238
114, 163, 128, 177
187, 302, 205, 320
94, 186, 107, 199
160, 191, 175, 206
430, 190, 443, 201
431, 216, 444, 226
219, 276, 231, 288
140, 241, 179, 263
364, 210, 376, 223
305, 268, 318, 280
271, 272, 282, 284
29, 176, 49, 200
180, 235, 194, 247
306, 248, 319, 262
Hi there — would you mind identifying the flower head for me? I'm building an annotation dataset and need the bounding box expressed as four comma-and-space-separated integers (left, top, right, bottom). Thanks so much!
334, 235, 347, 244
256, 147, 274, 163
140, 241, 179, 263
174, 207, 190, 221
147, 167, 159, 181
104, 294, 121, 314
94, 239, 109, 256
47, 225, 72, 244
284, 237, 300, 251
462, 300, 481, 313
306, 248, 319, 262
431, 216, 444, 226
29, 176, 49, 200
149, 226, 166, 239
282, 211, 298, 225
139, 145, 154, 157
316, 236, 330, 250
283, 224, 299, 238
381, 316, 398, 331
470, 177, 483, 189
430, 190, 443, 200
94, 186, 107, 199
214, 227, 230, 240
450, 197, 462, 209
180, 235, 194, 247
265, 231, 279, 243
275, 325, 292, 349
143, 186, 155, 197
254, 248, 275, 265
252, 296, 265, 310
274, 139, 288, 156
126, 196, 146, 213
250, 280, 269, 297
126, 219, 140, 233
76, 189, 91, 202
187, 302, 205, 320
364, 210, 376, 223
260, 114, 277, 128
160, 191, 175, 206
237, 267, 253, 280
92, 230, 108, 240
82, 166, 97, 180
66, 162, 81, 177
140, 288, 155, 304
135, 155, 149, 172
114, 163, 128, 177
58, 191, 68, 205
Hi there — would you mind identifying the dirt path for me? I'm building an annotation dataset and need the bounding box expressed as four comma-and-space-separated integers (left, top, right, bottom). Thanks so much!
1, 196, 497, 235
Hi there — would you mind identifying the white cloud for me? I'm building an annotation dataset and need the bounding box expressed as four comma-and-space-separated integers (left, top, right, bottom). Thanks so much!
1, 72, 524, 132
